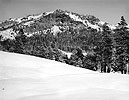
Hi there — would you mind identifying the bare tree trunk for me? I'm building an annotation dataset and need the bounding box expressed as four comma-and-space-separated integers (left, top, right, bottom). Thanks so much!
127, 63, 129, 74
106, 66, 107, 73
97, 62, 101, 73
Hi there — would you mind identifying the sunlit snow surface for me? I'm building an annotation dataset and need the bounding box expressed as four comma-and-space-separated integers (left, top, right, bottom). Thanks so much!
0, 29, 16, 40
65, 12, 101, 31
51, 25, 62, 36
0, 51, 129, 100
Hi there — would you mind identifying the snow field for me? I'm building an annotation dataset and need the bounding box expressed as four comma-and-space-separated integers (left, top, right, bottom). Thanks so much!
0, 51, 129, 100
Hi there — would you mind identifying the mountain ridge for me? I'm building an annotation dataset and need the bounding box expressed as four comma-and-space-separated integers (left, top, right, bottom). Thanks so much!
0, 9, 121, 41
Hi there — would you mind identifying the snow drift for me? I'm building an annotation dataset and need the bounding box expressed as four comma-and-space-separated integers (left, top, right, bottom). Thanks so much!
0, 51, 129, 100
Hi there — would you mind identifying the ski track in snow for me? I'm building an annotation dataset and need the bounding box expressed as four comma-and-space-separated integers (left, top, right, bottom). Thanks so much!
0, 51, 129, 100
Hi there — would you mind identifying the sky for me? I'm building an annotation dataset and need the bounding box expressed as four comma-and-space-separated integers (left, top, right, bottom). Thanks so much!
0, 0, 129, 24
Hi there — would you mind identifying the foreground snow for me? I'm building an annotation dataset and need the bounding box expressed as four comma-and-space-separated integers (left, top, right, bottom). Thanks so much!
0, 51, 129, 100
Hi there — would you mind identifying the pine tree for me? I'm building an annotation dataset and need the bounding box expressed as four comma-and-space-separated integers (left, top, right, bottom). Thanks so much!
114, 16, 129, 74
94, 23, 112, 72
118, 16, 128, 26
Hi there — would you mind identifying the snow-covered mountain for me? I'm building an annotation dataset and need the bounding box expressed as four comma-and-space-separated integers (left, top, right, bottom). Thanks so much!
0, 9, 129, 74
0, 51, 129, 100
0, 9, 124, 41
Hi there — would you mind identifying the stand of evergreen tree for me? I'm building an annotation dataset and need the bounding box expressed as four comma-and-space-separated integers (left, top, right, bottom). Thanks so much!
113, 16, 129, 74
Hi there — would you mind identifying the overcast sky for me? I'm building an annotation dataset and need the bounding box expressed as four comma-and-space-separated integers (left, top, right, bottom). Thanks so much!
0, 0, 129, 24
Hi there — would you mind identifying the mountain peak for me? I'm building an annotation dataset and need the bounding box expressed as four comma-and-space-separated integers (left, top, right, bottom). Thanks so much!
0, 9, 128, 41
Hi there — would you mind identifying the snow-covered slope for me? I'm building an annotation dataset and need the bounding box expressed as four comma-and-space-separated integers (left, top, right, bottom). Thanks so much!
51, 25, 62, 36
65, 12, 101, 31
0, 51, 129, 100
0, 28, 16, 40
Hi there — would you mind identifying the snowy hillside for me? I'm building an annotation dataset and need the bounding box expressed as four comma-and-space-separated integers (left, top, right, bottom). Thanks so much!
0, 51, 129, 100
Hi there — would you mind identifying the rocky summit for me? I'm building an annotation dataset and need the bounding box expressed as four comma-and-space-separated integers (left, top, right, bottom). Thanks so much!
0, 9, 118, 40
